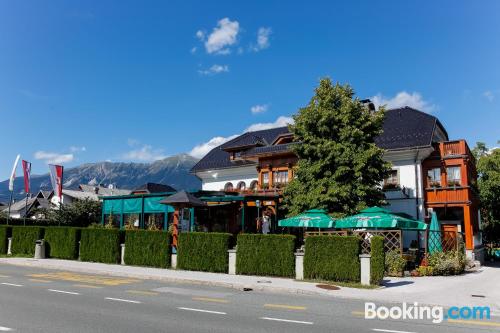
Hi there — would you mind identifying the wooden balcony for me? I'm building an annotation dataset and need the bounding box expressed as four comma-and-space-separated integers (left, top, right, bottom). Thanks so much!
424, 187, 472, 206
438, 140, 472, 159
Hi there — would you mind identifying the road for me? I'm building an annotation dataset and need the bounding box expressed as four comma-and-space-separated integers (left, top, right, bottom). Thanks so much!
0, 264, 498, 333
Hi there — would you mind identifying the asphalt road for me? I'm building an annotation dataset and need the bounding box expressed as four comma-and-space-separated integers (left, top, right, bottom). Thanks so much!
0, 264, 498, 333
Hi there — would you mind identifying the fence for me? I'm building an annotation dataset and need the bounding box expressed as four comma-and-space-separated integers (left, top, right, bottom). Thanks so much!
305, 231, 348, 237
354, 230, 402, 254
428, 230, 463, 252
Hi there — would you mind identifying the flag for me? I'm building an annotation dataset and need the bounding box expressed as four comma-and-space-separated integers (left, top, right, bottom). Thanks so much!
22, 160, 32, 194
49, 164, 64, 198
8, 154, 20, 192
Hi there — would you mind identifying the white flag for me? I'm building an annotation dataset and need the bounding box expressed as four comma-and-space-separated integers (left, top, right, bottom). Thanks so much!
8, 154, 20, 192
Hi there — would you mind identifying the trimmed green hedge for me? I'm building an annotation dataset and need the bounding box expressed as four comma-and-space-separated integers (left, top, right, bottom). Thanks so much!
44, 227, 80, 260
236, 234, 295, 277
177, 232, 231, 273
304, 235, 360, 282
11, 226, 44, 256
0, 226, 9, 254
80, 228, 121, 264
124, 230, 171, 268
370, 236, 385, 285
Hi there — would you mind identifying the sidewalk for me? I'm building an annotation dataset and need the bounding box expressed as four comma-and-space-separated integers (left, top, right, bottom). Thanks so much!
0, 257, 498, 314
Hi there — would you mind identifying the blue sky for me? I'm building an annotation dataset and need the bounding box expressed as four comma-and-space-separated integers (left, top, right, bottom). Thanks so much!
1, 0, 499, 179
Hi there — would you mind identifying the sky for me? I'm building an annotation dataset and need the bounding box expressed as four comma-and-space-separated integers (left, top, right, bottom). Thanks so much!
1, 0, 499, 179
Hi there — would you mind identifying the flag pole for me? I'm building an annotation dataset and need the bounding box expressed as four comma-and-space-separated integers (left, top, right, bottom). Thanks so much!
6, 190, 13, 225
23, 193, 28, 226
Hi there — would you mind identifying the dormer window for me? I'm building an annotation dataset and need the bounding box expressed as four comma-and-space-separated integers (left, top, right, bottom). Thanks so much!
237, 181, 246, 191
224, 182, 234, 191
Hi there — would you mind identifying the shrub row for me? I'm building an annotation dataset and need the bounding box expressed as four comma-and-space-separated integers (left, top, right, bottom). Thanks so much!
370, 236, 385, 285
44, 227, 81, 260
0, 226, 9, 254
304, 235, 361, 282
11, 226, 44, 256
124, 230, 171, 268
177, 232, 232, 273
80, 228, 122, 264
236, 234, 295, 277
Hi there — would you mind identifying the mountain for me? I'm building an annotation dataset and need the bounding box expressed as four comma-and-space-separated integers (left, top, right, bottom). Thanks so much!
0, 154, 201, 202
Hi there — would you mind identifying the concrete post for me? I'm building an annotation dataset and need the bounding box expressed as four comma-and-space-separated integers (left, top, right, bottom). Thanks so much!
295, 252, 304, 280
228, 249, 237, 275
120, 244, 125, 265
359, 254, 371, 286
78, 241, 81, 261
7, 237, 12, 255
171, 253, 177, 269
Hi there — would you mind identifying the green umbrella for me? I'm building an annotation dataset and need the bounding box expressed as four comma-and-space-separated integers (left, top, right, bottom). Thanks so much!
428, 212, 442, 253
335, 206, 427, 230
278, 209, 335, 228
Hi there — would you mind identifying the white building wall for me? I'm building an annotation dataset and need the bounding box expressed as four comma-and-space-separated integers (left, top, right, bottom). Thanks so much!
196, 166, 258, 191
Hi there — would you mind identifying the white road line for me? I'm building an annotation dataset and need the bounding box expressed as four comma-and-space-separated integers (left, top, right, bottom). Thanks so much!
1, 283, 22, 287
178, 307, 227, 315
260, 317, 313, 325
0, 326, 13, 331
48, 289, 80, 295
105, 297, 142, 304
372, 329, 417, 333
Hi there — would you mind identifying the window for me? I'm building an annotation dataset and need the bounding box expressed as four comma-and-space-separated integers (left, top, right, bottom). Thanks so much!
427, 168, 441, 187
447, 166, 461, 186
383, 169, 399, 189
224, 182, 234, 191
261, 172, 269, 189
249, 180, 258, 191
236, 181, 246, 191
273, 170, 289, 187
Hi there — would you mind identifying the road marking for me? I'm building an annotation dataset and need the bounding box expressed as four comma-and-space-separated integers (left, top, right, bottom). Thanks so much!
178, 307, 226, 315
448, 319, 500, 327
264, 303, 307, 311
192, 297, 229, 304
29, 279, 52, 283
1, 283, 22, 287
372, 329, 416, 333
105, 297, 142, 304
352, 311, 365, 316
0, 326, 13, 331
73, 284, 103, 289
0, 275, 10, 278
126, 290, 159, 296
28, 272, 139, 286
260, 317, 313, 325
48, 289, 80, 295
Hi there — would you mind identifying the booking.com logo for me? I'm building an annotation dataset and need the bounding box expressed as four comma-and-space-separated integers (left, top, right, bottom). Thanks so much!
365, 302, 491, 324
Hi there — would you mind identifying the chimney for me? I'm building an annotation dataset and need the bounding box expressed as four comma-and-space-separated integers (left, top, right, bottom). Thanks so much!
361, 99, 376, 113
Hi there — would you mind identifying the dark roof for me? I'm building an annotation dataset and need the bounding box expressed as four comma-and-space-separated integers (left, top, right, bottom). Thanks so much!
160, 190, 206, 206
132, 183, 176, 194
222, 133, 267, 151
191, 107, 448, 172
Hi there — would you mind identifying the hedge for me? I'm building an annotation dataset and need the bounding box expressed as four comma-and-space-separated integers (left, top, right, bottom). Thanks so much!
0, 226, 10, 254
0, 217, 55, 226
80, 228, 121, 264
11, 226, 44, 256
370, 236, 385, 285
177, 232, 231, 273
44, 227, 80, 260
236, 234, 295, 277
304, 235, 360, 282
125, 230, 171, 268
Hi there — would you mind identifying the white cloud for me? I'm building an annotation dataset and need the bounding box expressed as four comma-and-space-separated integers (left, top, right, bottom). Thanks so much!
34, 151, 74, 164
250, 104, 269, 114
69, 146, 86, 152
127, 138, 140, 147
122, 144, 167, 162
251, 27, 271, 52
483, 90, 495, 102
198, 64, 229, 76
245, 116, 293, 132
190, 47, 197, 54
189, 135, 239, 158
203, 18, 240, 54
371, 91, 436, 113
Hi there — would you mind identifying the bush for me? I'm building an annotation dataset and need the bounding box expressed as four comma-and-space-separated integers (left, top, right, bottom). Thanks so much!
11, 226, 44, 256
385, 250, 406, 276
0, 226, 10, 254
80, 228, 121, 264
236, 234, 295, 277
125, 230, 171, 268
416, 265, 434, 276
44, 227, 80, 260
427, 251, 465, 275
0, 217, 55, 226
304, 236, 360, 282
177, 232, 232, 273
370, 236, 385, 285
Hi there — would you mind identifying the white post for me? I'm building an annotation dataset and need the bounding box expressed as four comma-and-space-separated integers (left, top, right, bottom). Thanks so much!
228, 249, 236, 275
295, 252, 304, 280
120, 244, 125, 265
171, 253, 177, 269
360, 254, 371, 286
7, 237, 12, 255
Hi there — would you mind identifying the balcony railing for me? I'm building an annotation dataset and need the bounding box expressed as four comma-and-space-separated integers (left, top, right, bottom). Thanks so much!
424, 187, 471, 204
438, 140, 472, 158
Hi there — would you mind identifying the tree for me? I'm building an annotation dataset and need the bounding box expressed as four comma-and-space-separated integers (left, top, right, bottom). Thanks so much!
283, 78, 390, 217
474, 142, 500, 243
50, 199, 102, 227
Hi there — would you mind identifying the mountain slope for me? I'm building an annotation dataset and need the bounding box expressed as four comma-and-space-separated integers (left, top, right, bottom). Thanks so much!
0, 154, 201, 202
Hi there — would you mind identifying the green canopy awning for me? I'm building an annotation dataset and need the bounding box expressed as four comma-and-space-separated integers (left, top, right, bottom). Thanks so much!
335, 206, 427, 231
428, 212, 442, 253
278, 209, 335, 228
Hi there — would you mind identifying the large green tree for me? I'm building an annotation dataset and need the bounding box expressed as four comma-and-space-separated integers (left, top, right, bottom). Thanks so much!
283, 78, 390, 217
